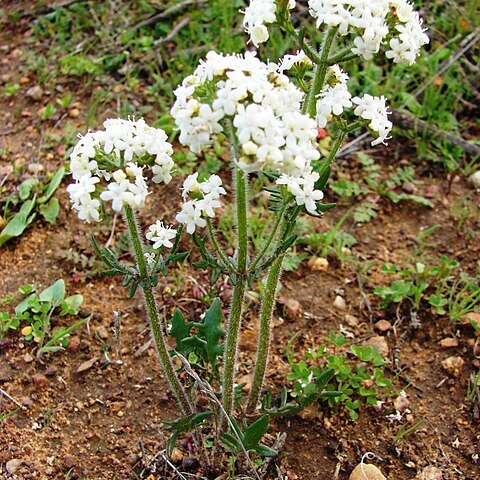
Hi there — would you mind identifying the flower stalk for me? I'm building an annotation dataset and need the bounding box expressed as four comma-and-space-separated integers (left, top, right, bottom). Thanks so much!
123, 205, 193, 416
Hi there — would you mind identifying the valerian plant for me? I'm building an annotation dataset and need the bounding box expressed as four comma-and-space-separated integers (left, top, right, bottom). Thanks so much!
66, 0, 429, 474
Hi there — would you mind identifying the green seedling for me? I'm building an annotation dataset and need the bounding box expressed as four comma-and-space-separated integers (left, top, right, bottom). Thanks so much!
0, 167, 64, 247
0, 279, 85, 357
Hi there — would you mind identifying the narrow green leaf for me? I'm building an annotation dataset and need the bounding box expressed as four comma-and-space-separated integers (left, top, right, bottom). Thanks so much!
38, 167, 65, 204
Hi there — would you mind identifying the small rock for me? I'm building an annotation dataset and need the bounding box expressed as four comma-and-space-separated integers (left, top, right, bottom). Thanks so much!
182, 456, 199, 471
117, 410, 124, 417
67, 337, 80, 353
23, 352, 34, 363
417, 465, 443, 480
6, 459, 22, 474
21, 325, 32, 337
68, 108, 80, 118
237, 374, 252, 392
363, 336, 389, 357
78, 308, 92, 319
32, 373, 48, 388
127, 453, 141, 465
170, 447, 183, 463
44, 365, 58, 377
345, 314, 360, 327
284, 298, 301, 318
19, 76, 30, 85
374, 320, 392, 332
349, 464, 386, 480
402, 182, 416, 193
28, 163, 44, 174
439, 337, 459, 349
441, 356, 464, 377
62, 455, 76, 469
26, 85, 44, 101
307, 256, 329, 271
469, 171, 480, 189
393, 392, 410, 412
21, 396, 33, 408
95, 325, 109, 340
333, 295, 347, 311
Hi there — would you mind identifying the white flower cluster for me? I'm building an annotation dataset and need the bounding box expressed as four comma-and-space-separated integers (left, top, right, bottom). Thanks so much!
176, 173, 227, 234
278, 50, 312, 74
67, 118, 174, 222
243, 0, 429, 65
308, 0, 429, 64
146, 221, 177, 250
243, 0, 296, 47
352, 94, 392, 145
316, 65, 352, 128
315, 65, 392, 145
172, 51, 326, 214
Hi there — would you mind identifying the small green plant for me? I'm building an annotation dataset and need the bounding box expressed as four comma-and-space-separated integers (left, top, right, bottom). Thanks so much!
0, 167, 64, 247
0, 279, 85, 357
287, 333, 391, 420
375, 257, 480, 321
331, 154, 433, 224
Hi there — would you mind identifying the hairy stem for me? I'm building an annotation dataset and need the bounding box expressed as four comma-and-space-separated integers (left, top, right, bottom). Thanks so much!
206, 217, 232, 272
123, 206, 192, 415
302, 28, 337, 117
246, 253, 284, 413
221, 146, 249, 425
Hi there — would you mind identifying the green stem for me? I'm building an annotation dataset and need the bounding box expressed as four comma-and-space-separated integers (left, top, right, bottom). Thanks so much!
250, 203, 286, 272
206, 217, 232, 272
123, 206, 192, 415
327, 48, 357, 64
221, 124, 250, 424
302, 29, 337, 117
246, 253, 284, 413
318, 129, 347, 178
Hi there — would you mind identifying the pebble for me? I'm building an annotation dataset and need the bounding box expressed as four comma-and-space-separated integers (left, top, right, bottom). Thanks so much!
333, 295, 347, 311
393, 392, 410, 412
182, 456, 199, 471
67, 337, 80, 353
349, 464, 386, 480
127, 453, 141, 465
439, 337, 458, 349
284, 298, 301, 317
32, 373, 48, 388
441, 356, 464, 377
307, 256, 329, 271
468, 171, 480, 189
374, 320, 392, 332
23, 352, 34, 363
21, 326, 32, 337
170, 447, 183, 462
68, 108, 80, 118
44, 365, 57, 376
25, 85, 44, 101
62, 455, 76, 469
6, 459, 22, 474
95, 325, 109, 340
27, 163, 44, 174
345, 314, 360, 327
363, 336, 389, 357
21, 396, 33, 408
416, 466, 443, 480
402, 182, 416, 193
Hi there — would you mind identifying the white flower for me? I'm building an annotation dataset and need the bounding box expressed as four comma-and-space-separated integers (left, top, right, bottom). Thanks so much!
73, 196, 101, 223
100, 179, 135, 212
176, 201, 207, 234
146, 221, 177, 249
352, 94, 392, 145
278, 50, 312, 74
182, 172, 201, 199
